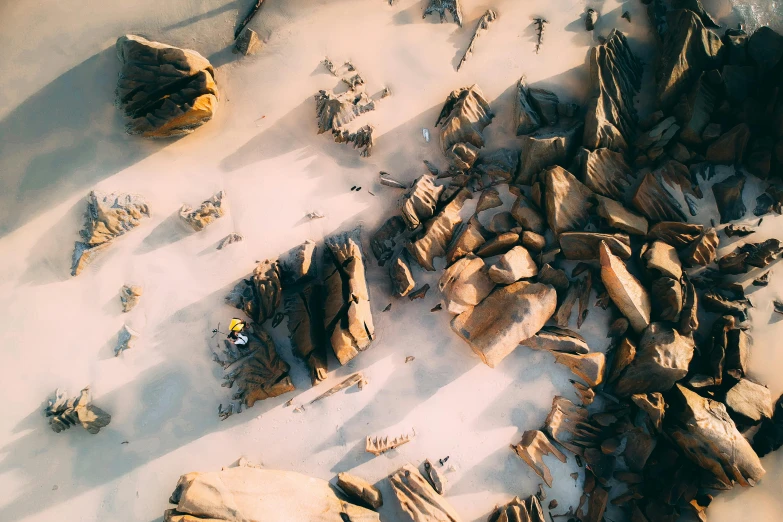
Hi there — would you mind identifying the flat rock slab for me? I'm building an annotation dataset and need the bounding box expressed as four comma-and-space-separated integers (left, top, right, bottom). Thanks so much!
595, 195, 648, 235
560, 232, 631, 260
599, 242, 651, 333
452, 281, 557, 367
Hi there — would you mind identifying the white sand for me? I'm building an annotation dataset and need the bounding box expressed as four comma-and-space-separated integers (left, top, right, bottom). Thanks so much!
0, 0, 782, 520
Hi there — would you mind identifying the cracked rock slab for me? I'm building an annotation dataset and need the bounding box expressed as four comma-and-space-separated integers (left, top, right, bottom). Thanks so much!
599, 242, 651, 333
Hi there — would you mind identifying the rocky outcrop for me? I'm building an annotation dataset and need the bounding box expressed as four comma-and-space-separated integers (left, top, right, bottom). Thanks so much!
543, 165, 594, 236
388, 464, 462, 522
285, 284, 328, 385
436, 85, 494, 154
45, 387, 111, 434
71, 191, 150, 276
511, 430, 566, 487
116, 35, 218, 138
323, 230, 374, 365
179, 191, 225, 231
516, 121, 583, 185
400, 175, 443, 230
164, 465, 380, 521
226, 259, 282, 324
451, 281, 556, 367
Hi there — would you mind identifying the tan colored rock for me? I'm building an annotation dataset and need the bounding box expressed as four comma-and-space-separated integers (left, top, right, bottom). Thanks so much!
647, 221, 703, 248
544, 396, 600, 455
511, 193, 545, 234
488, 246, 538, 284
552, 352, 605, 388
323, 230, 374, 365
439, 255, 495, 314
511, 430, 567, 487
595, 195, 648, 235
537, 264, 569, 290
436, 85, 494, 152
521, 326, 589, 354
631, 392, 665, 432
521, 231, 546, 252
45, 387, 111, 434
164, 466, 379, 522
226, 259, 282, 324
544, 166, 594, 236
116, 35, 218, 138
631, 170, 688, 222
446, 217, 487, 264
560, 232, 631, 260
725, 379, 774, 424
599, 242, 651, 333
475, 232, 519, 258
451, 281, 557, 367
285, 284, 328, 386
581, 148, 633, 199
180, 191, 225, 231
476, 187, 502, 212
391, 251, 416, 298
409, 189, 471, 271
388, 464, 462, 522
607, 337, 636, 383
643, 241, 682, 279
401, 174, 443, 229
235, 28, 261, 55
680, 229, 718, 267
337, 472, 383, 510
120, 284, 143, 312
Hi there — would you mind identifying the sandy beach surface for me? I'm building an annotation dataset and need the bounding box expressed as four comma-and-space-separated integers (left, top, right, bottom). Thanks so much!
1, 0, 782, 520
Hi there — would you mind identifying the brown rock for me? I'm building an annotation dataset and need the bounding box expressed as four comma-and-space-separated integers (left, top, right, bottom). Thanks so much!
537, 264, 569, 290
521, 326, 590, 354
614, 323, 694, 397
631, 392, 665, 432
439, 255, 495, 314
544, 165, 594, 236
515, 76, 542, 135
409, 189, 471, 270
599, 242, 651, 332
573, 380, 596, 405
446, 217, 487, 264
725, 379, 774, 425
648, 221, 703, 248
511, 430, 567, 487
516, 122, 584, 185
487, 212, 517, 234
285, 284, 328, 385
436, 85, 494, 153
371, 216, 406, 266
706, 124, 750, 165
725, 328, 751, 380
712, 174, 747, 223
475, 232, 519, 258
390, 251, 416, 297
476, 187, 502, 212
45, 387, 111, 435
337, 472, 383, 510
116, 35, 218, 138
488, 246, 538, 284
675, 72, 718, 145
631, 170, 688, 222
280, 240, 318, 286
561, 232, 631, 260
473, 149, 519, 182
388, 464, 463, 522
607, 337, 636, 383
679, 274, 699, 335
235, 28, 261, 55
552, 352, 606, 387
680, 229, 718, 266
511, 193, 546, 234
401, 174, 444, 230
651, 277, 682, 322
622, 428, 656, 472
544, 396, 600, 455
581, 148, 633, 200
595, 195, 648, 235
521, 231, 546, 252
451, 281, 557, 367
643, 241, 682, 279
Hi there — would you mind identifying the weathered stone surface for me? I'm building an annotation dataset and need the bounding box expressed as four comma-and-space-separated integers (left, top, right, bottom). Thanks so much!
529, 88, 559, 127
544, 396, 599, 455
516, 121, 584, 185
285, 284, 327, 385
337, 472, 383, 510
635, 116, 680, 157
648, 221, 703, 248
631, 169, 688, 223
614, 323, 694, 397
596, 195, 648, 235
115, 324, 139, 356
390, 251, 416, 298
116, 34, 219, 138
475, 232, 519, 258
712, 174, 746, 223
680, 229, 718, 266
511, 193, 546, 234
656, 10, 723, 111
446, 216, 487, 264
323, 230, 374, 365
439, 254, 495, 314
388, 464, 462, 522
487, 212, 517, 234
422, 460, 446, 495
521, 231, 546, 252
401, 174, 443, 230
560, 232, 631, 260
446, 142, 479, 169
423, 0, 463, 26
436, 85, 494, 152
164, 466, 379, 522
179, 191, 225, 231
409, 189, 471, 271
667, 385, 765, 488
674, 72, 718, 144
511, 430, 567, 487
644, 241, 682, 279
476, 187, 502, 212
280, 240, 317, 286
515, 77, 542, 135
472, 149, 519, 182
599, 242, 651, 333
747, 26, 783, 72
580, 148, 633, 200
488, 246, 538, 284
544, 166, 594, 236
71, 191, 150, 276
235, 28, 261, 55
371, 216, 405, 266
227, 259, 282, 324
537, 264, 569, 290
451, 281, 556, 367
584, 30, 643, 151
725, 379, 774, 425
725, 327, 751, 380
651, 277, 682, 322
120, 284, 143, 312
488, 496, 543, 522
632, 392, 665, 432
45, 387, 111, 434
552, 352, 606, 388
607, 337, 636, 383
521, 326, 589, 354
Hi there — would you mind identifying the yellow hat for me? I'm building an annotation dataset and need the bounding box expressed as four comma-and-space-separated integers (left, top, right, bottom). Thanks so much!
229, 318, 245, 332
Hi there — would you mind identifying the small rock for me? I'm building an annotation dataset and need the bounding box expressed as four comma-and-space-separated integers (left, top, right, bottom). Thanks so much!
521, 231, 546, 252
643, 241, 682, 279
235, 28, 261, 55
585, 8, 599, 31
115, 324, 139, 356
120, 285, 143, 312
488, 246, 538, 284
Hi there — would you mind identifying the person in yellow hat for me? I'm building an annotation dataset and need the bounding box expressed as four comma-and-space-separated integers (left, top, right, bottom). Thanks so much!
227, 318, 248, 346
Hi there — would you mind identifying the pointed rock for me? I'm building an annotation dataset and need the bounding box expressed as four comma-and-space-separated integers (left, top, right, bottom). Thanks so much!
521, 326, 590, 354
515, 77, 542, 135
599, 242, 651, 333
476, 187, 502, 212
511, 193, 546, 234
516, 122, 584, 185
538, 264, 569, 290
544, 166, 594, 236
511, 430, 567, 487
607, 337, 636, 383
651, 277, 682, 322
680, 229, 718, 267
560, 232, 631, 260
337, 472, 383, 510
648, 221, 703, 248
552, 352, 606, 387
725, 379, 774, 425
488, 246, 538, 284
409, 189, 471, 271
712, 174, 746, 223
391, 251, 416, 297
436, 85, 494, 152
631, 170, 687, 222
581, 148, 633, 200
475, 232, 519, 258
596, 195, 648, 235
643, 241, 682, 279
439, 255, 495, 314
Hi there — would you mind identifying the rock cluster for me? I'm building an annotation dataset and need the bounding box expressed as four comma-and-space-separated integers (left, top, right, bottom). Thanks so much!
179, 191, 225, 231
45, 387, 111, 434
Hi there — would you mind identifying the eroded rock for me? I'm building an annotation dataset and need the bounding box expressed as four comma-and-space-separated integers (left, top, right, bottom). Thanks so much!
226, 259, 282, 324
544, 166, 594, 236
596, 195, 648, 235
488, 246, 538, 284
712, 174, 746, 223
552, 352, 606, 388
388, 464, 462, 522
179, 191, 225, 231
725, 379, 774, 425
45, 387, 111, 434
680, 229, 718, 267
371, 216, 406, 266
644, 241, 682, 280
401, 175, 443, 230
439, 254, 495, 314
436, 85, 494, 153
516, 122, 584, 185
600, 242, 651, 333
511, 430, 567, 487
409, 189, 471, 271
120, 285, 142, 312
337, 472, 383, 510
286, 284, 328, 385
521, 326, 590, 354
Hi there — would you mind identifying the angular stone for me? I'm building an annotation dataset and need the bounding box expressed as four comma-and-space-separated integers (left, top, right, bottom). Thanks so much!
439, 254, 495, 314
446, 216, 487, 264
680, 229, 718, 267
401, 174, 443, 230
337, 472, 383, 510
544, 165, 594, 236
451, 281, 557, 367
516, 121, 584, 185
631, 392, 665, 432
511, 193, 546, 234
599, 242, 651, 333
725, 379, 774, 425
476, 187, 502, 212
511, 430, 567, 487
614, 323, 694, 397
515, 76, 542, 135
487, 212, 517, 234
580, 148, 633, 200
226, 259, 282, 324
596, 195, 648, 235
674, 72, 718, 144
446, 142, 479, 170
648, 221, 703, 248
388, 464, 463, 522
488, 246, 538, 284
747, 26, 783, 72
552, 352, 606, 387
179, 191, 225, 231
235, 28, 261, 55
544, 396, 600, 455
521, 231, 546, 252
371, 216, 405, 266
537, 264, 569, 290
120, 284, 143, 312
472, 149, 519, 182
631, 169, 688, 222
409, 189, 471, 271
390, 251, 416, 298
280, 240, 318, 286
643, 241, 682, 279
706, 124, 750, 165
475, 232, 519, 258
651, 277, 682, 322
116, 35, 219, 138
712, 174, 746, 223
560, 232, 631, 260
436, 85, 494, 152
521, 326, 589, 354
725, 328, 751, 380
45, 387, 111, 434
607, 337, 636, 383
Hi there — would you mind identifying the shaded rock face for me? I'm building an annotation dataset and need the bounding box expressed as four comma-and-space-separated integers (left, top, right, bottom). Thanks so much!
451, 281, 556, 367
667, 385, 765, 488
285, 284, 328, 386
116, 35, 218, 138
388, 464, 462, 522
226, 259, 282, 325
436, 85, 494, 153
165, 466, 380, 522
657, 10, 723, 111
581, 148, 633, 199
516, 121, 584, 185
120, 284, 142, 312
45, 387, 111, 434
179, 191, 225, 231
674, 72, 718, 144
614, 323, 694, 397
544, 165, 594, 236
583, 30, 643, 151
515, 77, 542, 135
323, 230, 374, 365
599, 242, 651, 333
71, 191, 150, 276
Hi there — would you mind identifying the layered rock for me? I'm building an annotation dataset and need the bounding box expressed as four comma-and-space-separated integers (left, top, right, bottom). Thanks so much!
543, 166, 594, 236
516, 121, 583, 185
226, 259, 282, 324
438, 254, 495, 314
408, 189, 471, 270
45, 387, 111, 434
179, 191, 225, 231
388, 464, 462, 522
401, 175, 443, 230
116, 35, 218, 138
435, 85, 494, 153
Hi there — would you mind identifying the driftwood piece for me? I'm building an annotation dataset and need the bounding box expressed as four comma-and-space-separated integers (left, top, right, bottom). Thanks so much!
511, 430, 567, 487
179, 191, 225, 231
120, 284, 143, 312
164, 466, 379, 522
388, 464, 462, 522
235, 0, 265, 39
544, 165, 594, 236
439, 255, 495, 314
457, 10, 497, 71
436, 85, 494, 152
552, 352, 606, 388
409, 189, 472, 270
521, 326, 589, 354
599, 242, 651, 333
116, 35, 218, 138
423, 0, 463, 26
45, 387, 111, 434
323, 230, 374, 365
71, 191, 150, 276
337, 472, 383, 510
226, 259, 282, 324
614, 323, 694, 397
285, 284, 327, 385
366, 432, 415, 456
401, 175, 443, 230
451, 281, 557, 367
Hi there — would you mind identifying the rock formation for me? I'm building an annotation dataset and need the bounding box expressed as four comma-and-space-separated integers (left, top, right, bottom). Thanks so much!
45, 387, 111, 434
438, 254, 495, 314
511, 430, 566, 487
179, 191, 225, 231
543, 165, 594, 236
337, 472, 383, 510
226, 259, 282, 324
116, 35, 218, 138
120, 284, 142, 312
285, 284, 328, 385
388, 464, 462, 522
423, 0, 463, 26
408, 189, 471, 270
401, 175, 443, 230
435, 85, 494, 156
457, 9, 496, 72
